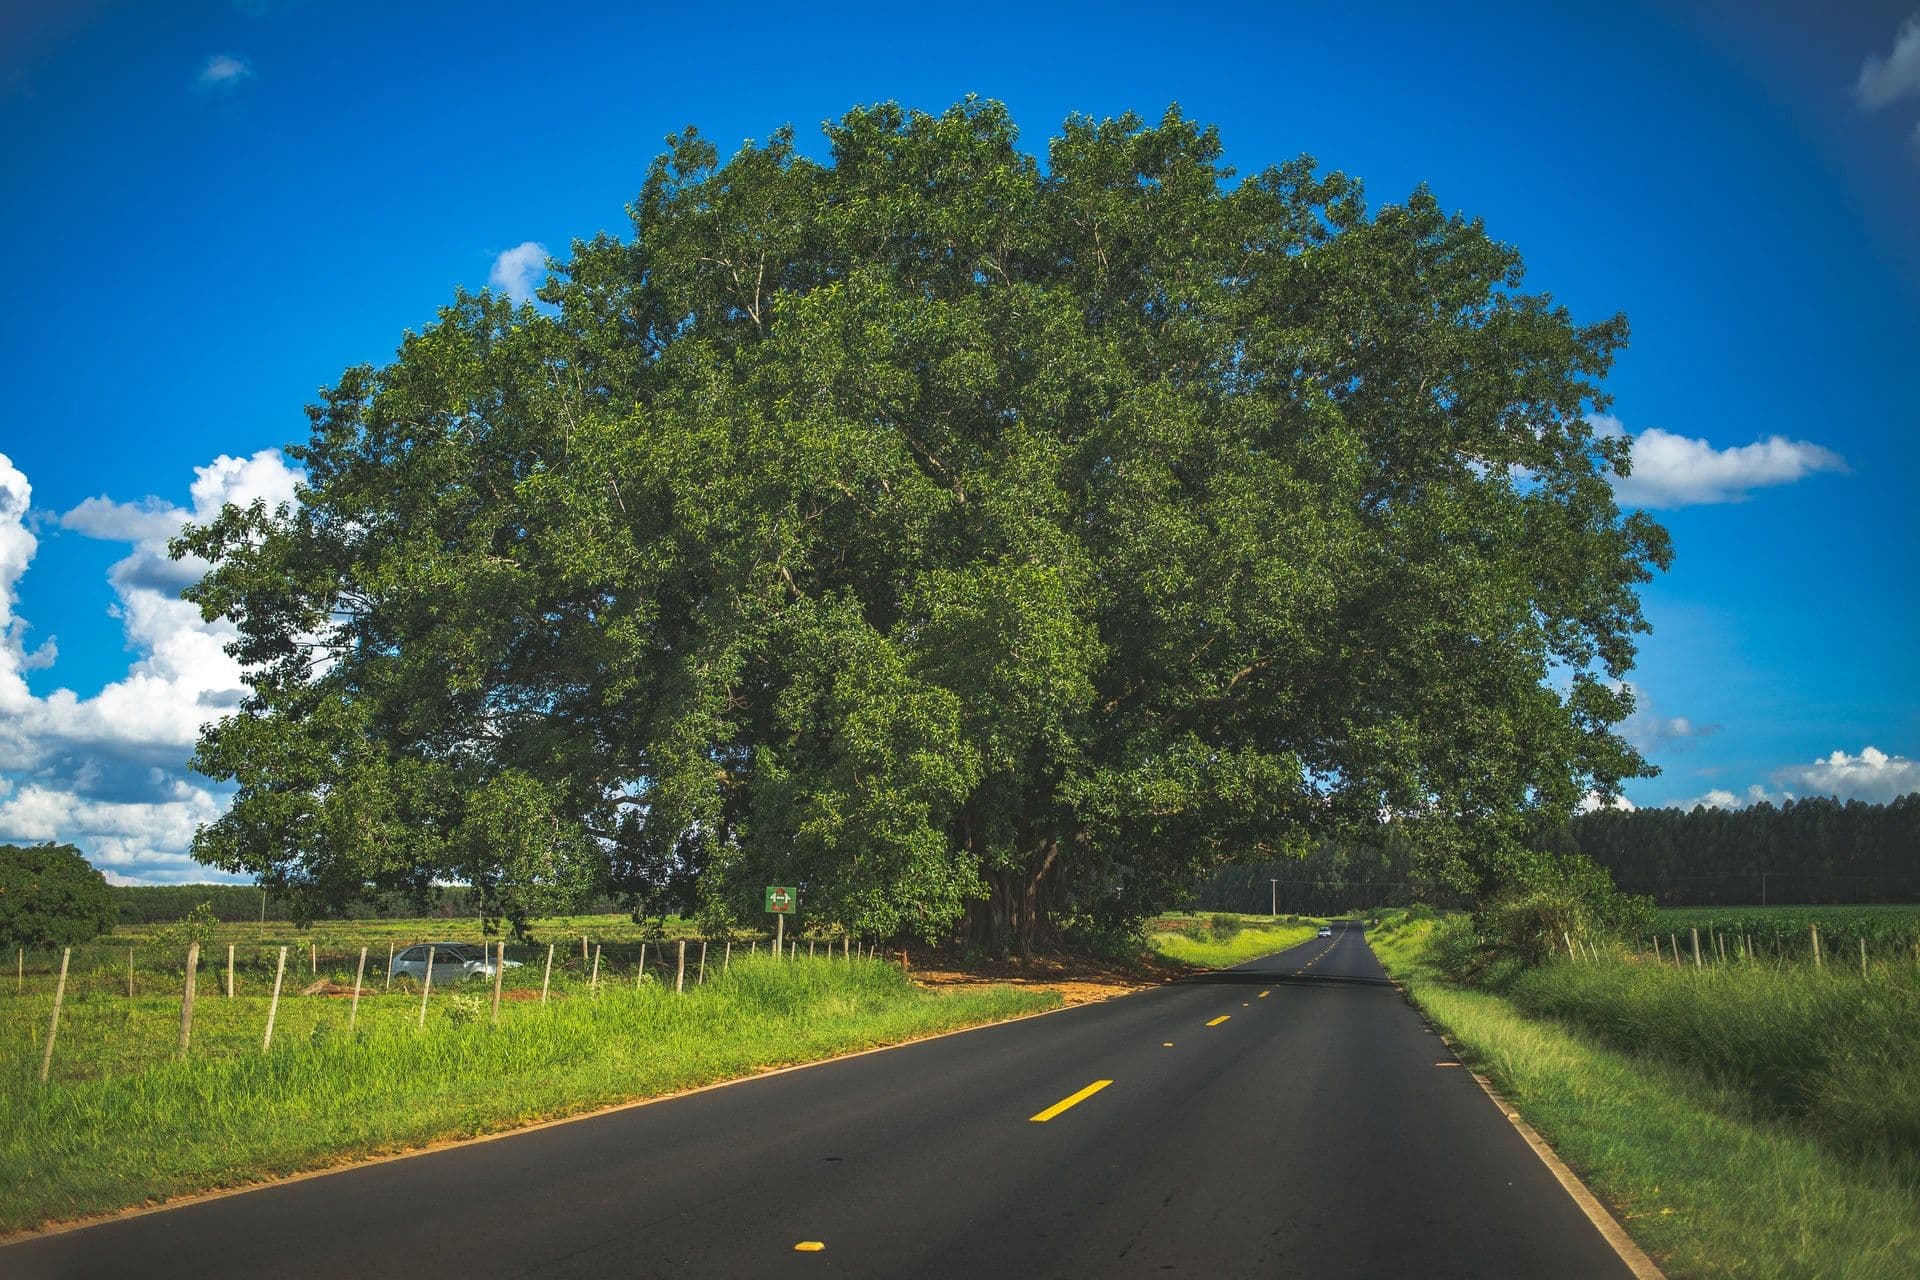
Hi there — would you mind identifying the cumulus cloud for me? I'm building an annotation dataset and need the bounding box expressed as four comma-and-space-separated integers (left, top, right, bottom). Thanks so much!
1856, 14, 1920, 111
1677, 784, 1787, 811
194, 54, 255, 92
1772, 746, 1920, 804
0, 449, 302, 883
1592, 415, 1848, 508
488, 241, 549, 305
1672, 747, 1920, 810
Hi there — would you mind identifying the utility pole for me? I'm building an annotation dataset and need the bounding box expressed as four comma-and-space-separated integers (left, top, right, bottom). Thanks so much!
1270, 880, 1278, 917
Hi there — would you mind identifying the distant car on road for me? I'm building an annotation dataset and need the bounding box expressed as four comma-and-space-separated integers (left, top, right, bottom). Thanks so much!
1317, 926, 1334, 938
389, 943, 522, 983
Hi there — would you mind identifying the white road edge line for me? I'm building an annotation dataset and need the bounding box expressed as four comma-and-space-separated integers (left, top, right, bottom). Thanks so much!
1391, 982, 1666, 1280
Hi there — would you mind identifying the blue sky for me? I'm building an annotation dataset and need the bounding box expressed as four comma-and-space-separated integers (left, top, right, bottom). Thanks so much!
2, 0, 1916, 882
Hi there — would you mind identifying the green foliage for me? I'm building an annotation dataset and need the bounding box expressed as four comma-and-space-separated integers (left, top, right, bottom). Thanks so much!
178, 99, 1668, 953
1476, 848, 1653, 966
1208, 912, 1242, 940
0, 843, 118, 948
150, 902, 221, 960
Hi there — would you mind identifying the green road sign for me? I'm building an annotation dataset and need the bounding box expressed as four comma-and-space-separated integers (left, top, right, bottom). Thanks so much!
765, 886, 797, 914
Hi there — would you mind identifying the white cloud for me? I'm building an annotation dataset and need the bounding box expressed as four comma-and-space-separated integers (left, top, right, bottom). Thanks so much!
1593, 416, 1848, 508
1676, 784, 1788, 811
1856, 15, 1920, 111
1772, 746, 1920, 804
1578, 791, 1636, 814
194, 54, 255, 92
0, 449, 302, 883
1616, 681, 1720, 754
488, 241, 549, 305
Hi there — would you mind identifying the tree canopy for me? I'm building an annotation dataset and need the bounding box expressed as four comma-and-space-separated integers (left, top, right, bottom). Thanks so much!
179, 100, 1669, 949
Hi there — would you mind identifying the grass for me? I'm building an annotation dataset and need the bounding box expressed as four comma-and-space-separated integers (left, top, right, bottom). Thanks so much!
1368, 912, 1920, 1279
1502, 951, 1920, 1175
1143, 914, 1321, 968
0, 955, 1055, 1234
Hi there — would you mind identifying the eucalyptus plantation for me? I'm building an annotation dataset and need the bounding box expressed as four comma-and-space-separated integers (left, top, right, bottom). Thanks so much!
177, 100, 1668, 952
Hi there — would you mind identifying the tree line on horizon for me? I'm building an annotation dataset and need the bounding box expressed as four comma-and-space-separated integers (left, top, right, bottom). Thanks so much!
1190, 792, 1920, 913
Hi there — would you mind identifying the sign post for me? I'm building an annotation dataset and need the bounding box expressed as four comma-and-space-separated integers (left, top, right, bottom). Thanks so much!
765, 886, 796, 959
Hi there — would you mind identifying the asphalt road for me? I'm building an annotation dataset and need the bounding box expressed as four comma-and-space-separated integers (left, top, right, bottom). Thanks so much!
5, 923, 1636, 1279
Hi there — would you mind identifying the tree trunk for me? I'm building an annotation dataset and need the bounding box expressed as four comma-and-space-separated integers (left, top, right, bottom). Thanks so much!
965, 838, 1062, 959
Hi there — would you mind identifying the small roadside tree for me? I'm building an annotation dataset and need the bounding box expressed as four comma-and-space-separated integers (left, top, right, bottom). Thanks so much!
0, 842, 119, 948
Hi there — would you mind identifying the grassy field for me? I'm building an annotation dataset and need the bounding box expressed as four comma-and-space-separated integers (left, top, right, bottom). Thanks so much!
1144, 913, 1322, 968
1369, 910, 1920, 1279
0, 955, 1054, 1234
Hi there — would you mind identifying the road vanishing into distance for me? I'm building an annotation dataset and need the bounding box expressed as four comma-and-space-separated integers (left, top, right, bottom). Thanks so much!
6, 924, 1639, 1279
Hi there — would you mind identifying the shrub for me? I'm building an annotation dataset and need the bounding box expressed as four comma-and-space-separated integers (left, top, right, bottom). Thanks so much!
1478, 848, 1652, 966
0, 843, 118, 948
1208, 913, 1242, 941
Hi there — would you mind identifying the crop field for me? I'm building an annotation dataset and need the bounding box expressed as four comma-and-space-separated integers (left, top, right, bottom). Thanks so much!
1645, 903, 1920, 968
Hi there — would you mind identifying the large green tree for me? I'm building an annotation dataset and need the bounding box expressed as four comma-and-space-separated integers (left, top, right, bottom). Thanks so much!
179, 100, 1669, 950
0, 843, 119, 948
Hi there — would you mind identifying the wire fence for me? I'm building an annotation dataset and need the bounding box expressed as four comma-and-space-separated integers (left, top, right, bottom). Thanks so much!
7, 930, 909, 1086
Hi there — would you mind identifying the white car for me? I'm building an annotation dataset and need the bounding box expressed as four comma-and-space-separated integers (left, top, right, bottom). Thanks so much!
389, 943, 522, 982
1317, 926, 1334, 938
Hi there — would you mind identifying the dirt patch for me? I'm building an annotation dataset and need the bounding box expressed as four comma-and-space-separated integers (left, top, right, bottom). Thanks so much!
903, 943, 1188, 1006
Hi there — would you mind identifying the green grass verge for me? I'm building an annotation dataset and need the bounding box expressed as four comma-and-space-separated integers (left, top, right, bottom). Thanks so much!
1145, 918, 1320, 968
1368, 915, 1920, 1279
0, 957, 1055, 1234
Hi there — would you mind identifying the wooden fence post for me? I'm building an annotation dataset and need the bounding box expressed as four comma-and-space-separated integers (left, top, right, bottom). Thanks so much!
637, 943, 648, 989
724, 940, 732, 974
580, 934, 589, 965
226, 943, 235, 998
38, 948, 70, 1083
843, 935, 850, 962
590, 944, 602, 995
1811, 924, 1823, 969
263, 946, 287, 1053
676, 939, 686, 994
1690, 928, 1702, 968
809, 939, 816, 959
417, 945, 436, 1027
492, 941, 505, 1026
309, 942, 316, 976
350, 946, 367, 1033
385, 942, 394, 991
178, 942, 200, 1060
541, 943, 554, 1005
698, 940, 707, 984
1860, 937, 1868, 979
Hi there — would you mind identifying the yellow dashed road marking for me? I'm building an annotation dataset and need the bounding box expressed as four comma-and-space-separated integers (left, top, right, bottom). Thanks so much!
794, 1241, 825, 1252
1030, 1079, 1113, 1122
1206, 1015, 1231, 1027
